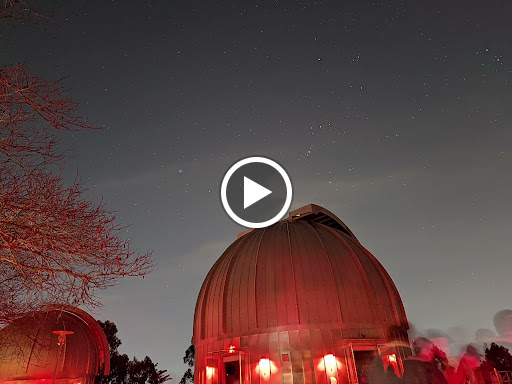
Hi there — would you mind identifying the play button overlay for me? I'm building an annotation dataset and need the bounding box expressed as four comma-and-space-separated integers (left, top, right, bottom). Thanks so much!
244, 177, 272, 209
221, 157, 293, 228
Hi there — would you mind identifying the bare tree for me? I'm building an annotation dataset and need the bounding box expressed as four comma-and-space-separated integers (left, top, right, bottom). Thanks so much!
0, 0, 46, 21
0, 64, 153, 327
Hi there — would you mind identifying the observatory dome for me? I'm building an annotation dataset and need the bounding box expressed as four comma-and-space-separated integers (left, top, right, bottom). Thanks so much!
0, 306, 109, 384
193, 204, 409, 384
194, 204, 407, 342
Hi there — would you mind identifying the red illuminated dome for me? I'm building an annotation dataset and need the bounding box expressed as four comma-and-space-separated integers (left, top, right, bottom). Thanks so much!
0, 305, 109, 384
193, 204, 409, 384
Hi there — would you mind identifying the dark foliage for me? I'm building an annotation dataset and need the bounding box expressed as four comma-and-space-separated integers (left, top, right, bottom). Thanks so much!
95, 320, 171, 384
484, 342, 512, 372
179, 342, 194, 384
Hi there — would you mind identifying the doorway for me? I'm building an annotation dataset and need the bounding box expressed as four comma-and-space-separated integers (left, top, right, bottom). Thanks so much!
353, 350, 376, 384
224, 361, 240, 384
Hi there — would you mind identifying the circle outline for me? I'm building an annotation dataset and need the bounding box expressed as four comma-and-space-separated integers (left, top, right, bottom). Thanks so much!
221, 156, 293, 228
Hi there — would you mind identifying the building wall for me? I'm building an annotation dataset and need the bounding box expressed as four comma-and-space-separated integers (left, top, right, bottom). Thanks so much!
196, 326, 410, 384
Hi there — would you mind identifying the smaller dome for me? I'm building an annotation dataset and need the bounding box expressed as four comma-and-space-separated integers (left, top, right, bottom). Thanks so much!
0, 306, 110, 383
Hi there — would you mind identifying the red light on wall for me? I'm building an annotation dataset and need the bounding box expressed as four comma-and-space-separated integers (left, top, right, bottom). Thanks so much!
259, 358, 271, 377
228, 345, 236, 353
206, 366, 216, 379
384, 353, 400, 377
323, 354, 338, 374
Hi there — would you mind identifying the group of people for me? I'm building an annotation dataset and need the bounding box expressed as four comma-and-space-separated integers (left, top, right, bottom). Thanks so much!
360, 309, 512, 384
404, 338, 489, 384
367, 337, 497, 384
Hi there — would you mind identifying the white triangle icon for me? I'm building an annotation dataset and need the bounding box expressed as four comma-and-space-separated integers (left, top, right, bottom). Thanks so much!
244, 177, 272, 209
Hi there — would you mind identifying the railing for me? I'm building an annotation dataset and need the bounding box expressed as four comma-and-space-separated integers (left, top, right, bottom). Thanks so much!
496, 370, 512, 384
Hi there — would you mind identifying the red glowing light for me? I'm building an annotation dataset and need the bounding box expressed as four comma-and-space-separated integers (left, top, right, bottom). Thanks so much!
52, 330, 74, 335
228, 345, 236, 353
323, 354, 338, 373
206, 366, 216, 379
52, 330, 74, 345
259, 358, 271, 377
388, 354, 397, 363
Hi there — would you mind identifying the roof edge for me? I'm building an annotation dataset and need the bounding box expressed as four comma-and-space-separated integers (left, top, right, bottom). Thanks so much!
289, 204, 358, 240
236, 204, 358, 241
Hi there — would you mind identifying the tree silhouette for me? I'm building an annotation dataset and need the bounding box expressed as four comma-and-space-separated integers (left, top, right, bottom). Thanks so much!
0, 0, 46, 26
1, 0, 153, 328
95, 320, 171, 384
180, 341, 195, 384
484, 342, 512, 372
0, 64, 153, 326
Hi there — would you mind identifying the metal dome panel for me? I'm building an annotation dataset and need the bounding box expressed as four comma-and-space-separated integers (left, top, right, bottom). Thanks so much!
194, 217, 407, 343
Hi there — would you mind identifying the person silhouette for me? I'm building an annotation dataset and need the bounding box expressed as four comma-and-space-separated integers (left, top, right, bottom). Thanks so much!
383, 365, 400, 384
401, 337, 448, 384
457, 344, 484, 384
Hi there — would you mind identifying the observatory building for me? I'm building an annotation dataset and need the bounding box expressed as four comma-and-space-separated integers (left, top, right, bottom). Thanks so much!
193, 204, 410, 384
0, 306, 110, 384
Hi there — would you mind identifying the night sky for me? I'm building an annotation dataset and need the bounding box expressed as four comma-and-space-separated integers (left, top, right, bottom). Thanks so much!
3, 0, 512, 378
